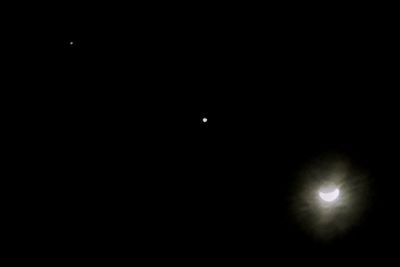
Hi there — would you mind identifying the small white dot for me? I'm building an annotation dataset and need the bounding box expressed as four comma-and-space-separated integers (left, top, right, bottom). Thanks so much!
202, 117, 207, 123
69, 41, 74, 45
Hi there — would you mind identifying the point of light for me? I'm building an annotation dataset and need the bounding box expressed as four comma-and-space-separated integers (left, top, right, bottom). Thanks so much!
202, 117, 207, 123
319, 188, 340, 202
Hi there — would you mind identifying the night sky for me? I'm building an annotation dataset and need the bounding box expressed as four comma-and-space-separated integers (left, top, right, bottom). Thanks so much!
8, 4, 399, 264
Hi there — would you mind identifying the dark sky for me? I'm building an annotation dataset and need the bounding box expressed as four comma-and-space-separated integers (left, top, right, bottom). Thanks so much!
9, 4, 398, 264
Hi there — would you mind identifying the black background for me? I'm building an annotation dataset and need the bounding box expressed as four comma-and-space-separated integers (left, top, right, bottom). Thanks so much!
7, 3, 399, 264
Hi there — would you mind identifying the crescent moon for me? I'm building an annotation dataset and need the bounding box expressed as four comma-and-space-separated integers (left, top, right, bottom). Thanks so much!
319, 188, 340, 202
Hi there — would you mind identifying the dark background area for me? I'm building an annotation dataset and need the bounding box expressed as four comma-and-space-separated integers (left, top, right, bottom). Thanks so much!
6, 3, 399, 264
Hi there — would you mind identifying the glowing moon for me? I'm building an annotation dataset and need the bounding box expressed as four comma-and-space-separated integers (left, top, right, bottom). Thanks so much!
319, 188, 340, 202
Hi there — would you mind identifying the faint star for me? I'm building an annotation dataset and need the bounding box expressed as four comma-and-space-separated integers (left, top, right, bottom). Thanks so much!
202, 117, 207, 123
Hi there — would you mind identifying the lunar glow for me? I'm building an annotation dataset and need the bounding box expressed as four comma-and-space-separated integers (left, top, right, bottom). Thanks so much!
290, 154, 371, 241
319, 188, 340, 202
